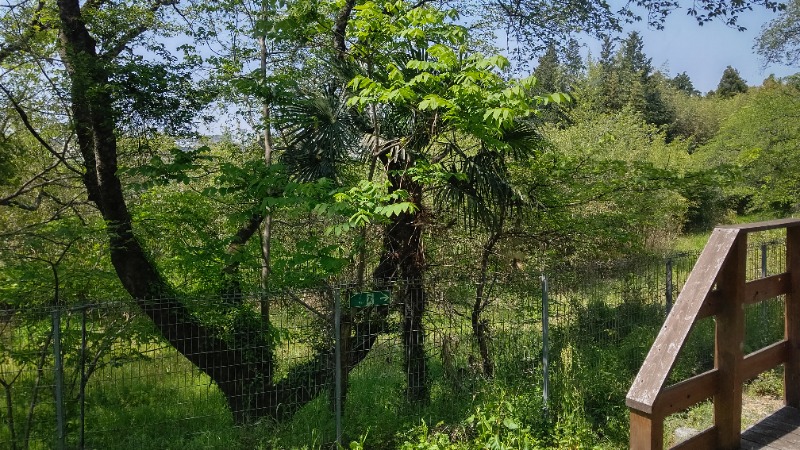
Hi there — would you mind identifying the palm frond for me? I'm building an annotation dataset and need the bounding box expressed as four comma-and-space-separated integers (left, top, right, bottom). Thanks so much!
275, 83, 366, 182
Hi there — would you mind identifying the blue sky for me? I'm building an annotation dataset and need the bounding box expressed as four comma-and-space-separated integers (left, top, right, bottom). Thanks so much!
593, 7, 798, 93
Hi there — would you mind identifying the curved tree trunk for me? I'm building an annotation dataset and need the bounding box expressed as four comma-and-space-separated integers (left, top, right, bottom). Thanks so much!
54, 0, 379, 424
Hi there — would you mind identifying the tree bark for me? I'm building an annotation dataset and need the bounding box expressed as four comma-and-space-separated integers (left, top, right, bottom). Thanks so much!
473, 229, 501, 378
374, 156, 429, 402
53, 0, 379, 424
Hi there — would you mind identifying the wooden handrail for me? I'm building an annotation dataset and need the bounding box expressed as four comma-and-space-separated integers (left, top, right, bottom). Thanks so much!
627, 218, 800, 449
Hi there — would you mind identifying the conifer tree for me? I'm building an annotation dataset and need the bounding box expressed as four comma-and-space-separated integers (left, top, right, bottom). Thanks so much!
716, 66, 749, 98
670, 72, 700, 95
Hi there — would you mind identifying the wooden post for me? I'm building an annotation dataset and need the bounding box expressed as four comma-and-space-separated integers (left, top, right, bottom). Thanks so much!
630, 410, 663, 449
714, 232, 747, 449
785, 226, 800, 408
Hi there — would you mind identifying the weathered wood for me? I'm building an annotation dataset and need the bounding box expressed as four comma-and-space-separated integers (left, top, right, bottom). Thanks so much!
786, 227, 800, 408
698, 290, 722, 320
671, 426, 716, 450
720, 218, 800, 233
714, 233, 747, 449
742, 341, 789, 382
744, 274, 791, 306
657, 370, 718, 416
627, 228, 740, 414
630, 410, 663, 449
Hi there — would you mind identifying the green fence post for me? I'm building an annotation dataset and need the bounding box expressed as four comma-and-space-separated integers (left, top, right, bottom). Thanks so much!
334, 289, 343, 447
665, 258, 673, 315
79, 307, 87, 450
52, 309, 65, 450
541, 273, 549, 416
761, 243, 768, 322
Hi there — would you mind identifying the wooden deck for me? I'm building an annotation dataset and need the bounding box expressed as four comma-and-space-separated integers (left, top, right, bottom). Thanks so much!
741, 406, 800, 449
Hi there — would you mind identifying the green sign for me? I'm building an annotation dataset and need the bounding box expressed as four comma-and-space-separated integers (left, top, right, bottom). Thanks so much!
349, 291, 391, 308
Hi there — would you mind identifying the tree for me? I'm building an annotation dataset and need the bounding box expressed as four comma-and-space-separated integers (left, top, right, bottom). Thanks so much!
664, 84, 736, 149
716, 66, 749, 98
756, 0, 800, 66
343, 1, 552, 399
0, 0, 370, 424
521, 109, 691, 261
670, 72, 700, 96
581, 32, 673, 127
619, 31, 652, 76
532, 43, 574, 123
699, 78, 800, 213
534, 44, 565, 94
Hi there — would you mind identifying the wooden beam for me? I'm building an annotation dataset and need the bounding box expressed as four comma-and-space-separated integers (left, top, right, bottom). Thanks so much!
698, 290, 722, 320
786, 226, 800, 408
630, 410, 663, 449
719, 218, 800, 233
714, 233, 746, 449
744, 273, 791, 306
670, 426, 717, 450
657, 370, 718, 416
627, 228, 739, 414
742, 340, 789, 381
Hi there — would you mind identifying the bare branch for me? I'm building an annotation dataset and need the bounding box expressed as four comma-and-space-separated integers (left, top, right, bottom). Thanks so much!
285, 290, 326, 320
0, 0, 48, 66
0, 160, 61, 208
0, 83, 83, 176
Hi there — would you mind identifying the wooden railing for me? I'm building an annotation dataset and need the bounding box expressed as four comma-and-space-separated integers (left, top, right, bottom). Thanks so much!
627, 218, 800, 449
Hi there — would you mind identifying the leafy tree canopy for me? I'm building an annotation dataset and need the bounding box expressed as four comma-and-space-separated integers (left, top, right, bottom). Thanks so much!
756, 0, 800, 66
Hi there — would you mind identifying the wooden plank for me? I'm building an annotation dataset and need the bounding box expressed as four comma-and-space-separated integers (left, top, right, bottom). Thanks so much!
786, 227, 800, 408
739, 407, 800, 450
698, 290, 722, 320
740, 436, 784, 450
671, 427, 716, 450
627, 228, 740, 414
756, 406, 800, 428
742, 341, 790, 381
629, 410, 663, 449
656, 370, 718, 416
744, 274, 791, 306
741, 422, 800, 447
740, 439, 781, 450
720, 218, 800, 233
755, 415, 800, 435
714, 233, 747, 448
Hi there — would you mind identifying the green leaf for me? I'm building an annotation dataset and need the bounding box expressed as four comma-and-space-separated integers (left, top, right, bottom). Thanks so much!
503, 418, 519, 430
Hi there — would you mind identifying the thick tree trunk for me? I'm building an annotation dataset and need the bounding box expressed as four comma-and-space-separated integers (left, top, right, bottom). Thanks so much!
374, 158, 428, 402
54, 0, 380, 424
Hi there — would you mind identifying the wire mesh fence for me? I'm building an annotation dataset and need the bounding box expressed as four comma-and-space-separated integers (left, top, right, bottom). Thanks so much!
0, 239, 789, 448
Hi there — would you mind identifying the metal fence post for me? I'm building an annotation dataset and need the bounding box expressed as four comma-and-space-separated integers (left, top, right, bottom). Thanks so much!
541, 273, 549, 416
665, 258, 673, 315
52, 309, 65, 450
80, 307, 87, 450
334, 289, 343, 447
761, 243, 768, 321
